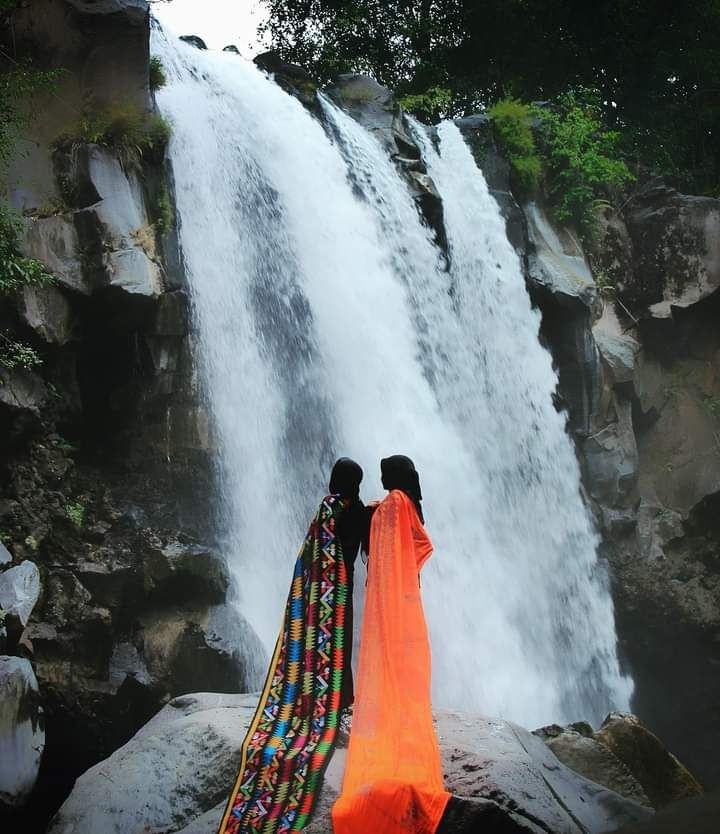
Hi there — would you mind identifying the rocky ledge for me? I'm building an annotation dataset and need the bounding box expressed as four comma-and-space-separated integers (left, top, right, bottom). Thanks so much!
47, 692, 695, 834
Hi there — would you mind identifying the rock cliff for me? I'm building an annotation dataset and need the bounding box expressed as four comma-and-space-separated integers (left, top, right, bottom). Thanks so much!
1, 2, 259, 828
1, 2, 719, 830
454, 116, 720, 791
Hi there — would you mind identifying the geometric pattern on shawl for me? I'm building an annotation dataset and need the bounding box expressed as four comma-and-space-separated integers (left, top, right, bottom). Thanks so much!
217, 494, 349, 834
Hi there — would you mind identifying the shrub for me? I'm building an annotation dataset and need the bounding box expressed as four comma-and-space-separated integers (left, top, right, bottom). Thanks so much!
488, 98, 542, 192
0, 205, 53, 374
0, 204, 54, 294
534, 89, 635, 236
398, 86, 453, 122
0, 332, 43, 371
149, 56, 167, 92
152, 180, 174, 235
0, 50, 59, 376
65, 501, 85, 528
53, 102, 172, 170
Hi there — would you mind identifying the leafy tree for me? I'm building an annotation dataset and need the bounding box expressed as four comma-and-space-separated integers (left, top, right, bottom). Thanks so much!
259, 0, 720, 192
534, 90, 635, 235
487, 98, 542, 192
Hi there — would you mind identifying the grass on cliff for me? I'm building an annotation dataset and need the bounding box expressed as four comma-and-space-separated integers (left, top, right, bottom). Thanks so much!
53, 102, 171, 170
149, 57, 167, 92
487, 98, 542, 192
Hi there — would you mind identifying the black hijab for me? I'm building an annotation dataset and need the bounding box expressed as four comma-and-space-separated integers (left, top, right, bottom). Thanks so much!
329, 457, 363, 501
380, 454, 424, 523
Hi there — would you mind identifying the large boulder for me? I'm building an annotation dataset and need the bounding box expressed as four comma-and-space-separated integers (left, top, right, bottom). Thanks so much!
535, 723, 651, 807
0, 560, 41, 630
79, 145, 148, 247
0, 368, 47, 415
64, 0, 149, 26
49, 694, 652, 834
623, 185, 720, 316
0, 656, 45, 808
47, 693, 256, 834
18, 284, 76, 344
595, 713, 703, 809
19, 215, 89, 295
525, 200, 597, 309
67, 144, 164, 298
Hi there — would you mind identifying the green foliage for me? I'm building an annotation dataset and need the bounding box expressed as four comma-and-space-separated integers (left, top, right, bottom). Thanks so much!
533, 90, 635, 236
704, 396, 720, 420
151, 181, 174, 235
0, 60, 61, 169
398, 86, 452, 122
0, 332, 43, 371
259, 0, 720, 193
0, 204, 55, 295
54, 436, 76, 453
593, 268, 617, 295
488, 98, 542, 192
65, 501, 85, 529
53, 102, 171, 170
149, 56, 167, 92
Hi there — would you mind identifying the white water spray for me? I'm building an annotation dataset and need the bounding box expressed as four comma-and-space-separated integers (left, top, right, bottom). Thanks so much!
153, 28, 632, 726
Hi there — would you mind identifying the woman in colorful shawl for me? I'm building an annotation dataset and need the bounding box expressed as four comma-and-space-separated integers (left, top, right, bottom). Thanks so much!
217, 458, 368, 834
332, 455, 451, 834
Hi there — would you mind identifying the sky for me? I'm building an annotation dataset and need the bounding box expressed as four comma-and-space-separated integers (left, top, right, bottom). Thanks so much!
153, 0, 268, 57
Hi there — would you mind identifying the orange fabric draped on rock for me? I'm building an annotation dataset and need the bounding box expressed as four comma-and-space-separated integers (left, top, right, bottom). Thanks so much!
331, 489, 450, 834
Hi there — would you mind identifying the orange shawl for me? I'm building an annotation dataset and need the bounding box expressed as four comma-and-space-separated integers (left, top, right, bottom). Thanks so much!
331, 489, 450, 834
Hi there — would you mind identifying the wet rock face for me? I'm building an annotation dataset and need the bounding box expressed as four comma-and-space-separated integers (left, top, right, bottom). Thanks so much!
48, 695, 653, 834
0, 561, 41, 652
1, 3, 238, 828
595, 713, 703, 810
0, 442, 258, 827
324, 74, 448, 252
622, 185, 720, 316
538, 725, 651, 808
65, 0, 149, 25
535, 712, 704, 811
0, 656, 45, 808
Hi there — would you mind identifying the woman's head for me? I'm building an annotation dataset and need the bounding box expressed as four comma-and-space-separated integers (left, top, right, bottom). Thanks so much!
329, 457, 363, 500
380, 455, 423, 522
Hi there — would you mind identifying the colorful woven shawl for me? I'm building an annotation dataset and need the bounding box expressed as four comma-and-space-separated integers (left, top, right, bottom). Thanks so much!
218, 494, 349, 834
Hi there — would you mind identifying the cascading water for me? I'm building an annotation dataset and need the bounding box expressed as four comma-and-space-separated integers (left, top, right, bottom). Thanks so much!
153, 27, 632, 727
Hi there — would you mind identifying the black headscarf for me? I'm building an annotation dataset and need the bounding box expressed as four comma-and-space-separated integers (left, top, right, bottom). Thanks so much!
380, 454, 424, 523
329, 457, 363, 501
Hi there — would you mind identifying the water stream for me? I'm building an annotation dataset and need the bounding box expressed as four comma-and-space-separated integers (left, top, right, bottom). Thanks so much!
153, 28, 632, 727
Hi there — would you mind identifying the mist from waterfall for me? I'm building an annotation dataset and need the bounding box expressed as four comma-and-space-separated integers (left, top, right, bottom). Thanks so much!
153, 27, 633, 727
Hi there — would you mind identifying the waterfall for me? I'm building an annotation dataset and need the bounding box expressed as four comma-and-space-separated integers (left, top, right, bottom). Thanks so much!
153, 28, 632, 727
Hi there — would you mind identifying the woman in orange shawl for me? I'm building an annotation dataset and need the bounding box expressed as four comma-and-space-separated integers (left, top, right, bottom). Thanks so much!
332, 455, 451, 834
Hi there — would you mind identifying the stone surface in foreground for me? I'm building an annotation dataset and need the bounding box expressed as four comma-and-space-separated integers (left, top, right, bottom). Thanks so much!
49, 693, 652, 834
0, 656, 45, 808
